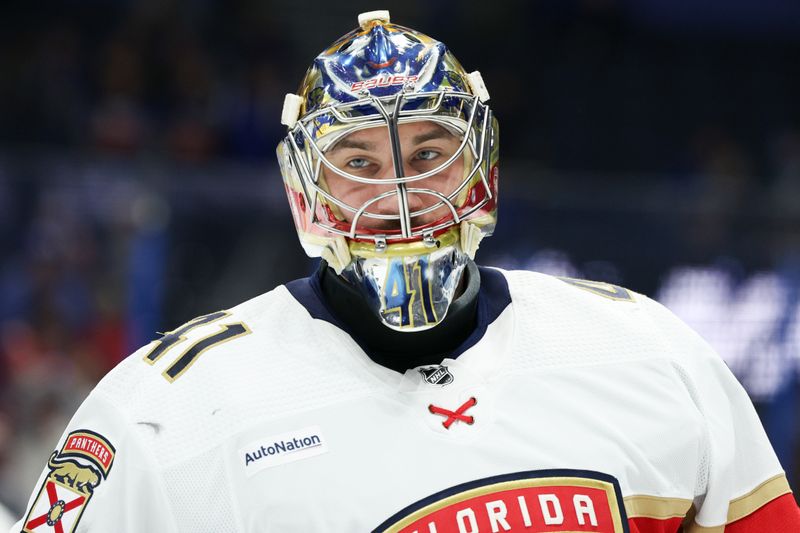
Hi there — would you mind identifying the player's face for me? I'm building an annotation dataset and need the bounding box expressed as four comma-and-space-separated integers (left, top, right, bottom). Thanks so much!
322, 121, 464, 230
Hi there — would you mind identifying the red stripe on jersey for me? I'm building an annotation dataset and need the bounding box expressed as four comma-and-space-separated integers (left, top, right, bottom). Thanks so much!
628, 515, 683, 533
725, 493, 800, 533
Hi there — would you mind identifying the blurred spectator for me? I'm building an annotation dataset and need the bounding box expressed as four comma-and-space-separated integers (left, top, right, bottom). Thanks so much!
91, 37, 149, 154
769, 130, 800, 218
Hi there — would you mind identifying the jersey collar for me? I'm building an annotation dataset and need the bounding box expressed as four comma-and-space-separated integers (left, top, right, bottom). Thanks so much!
285, 262, 511, 373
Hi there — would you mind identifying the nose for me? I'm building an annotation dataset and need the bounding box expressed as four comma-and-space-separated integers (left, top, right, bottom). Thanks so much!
369, 164, 426, 216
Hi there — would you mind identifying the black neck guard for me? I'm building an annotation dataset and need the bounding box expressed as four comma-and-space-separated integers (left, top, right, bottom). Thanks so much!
318, 260, 480, 373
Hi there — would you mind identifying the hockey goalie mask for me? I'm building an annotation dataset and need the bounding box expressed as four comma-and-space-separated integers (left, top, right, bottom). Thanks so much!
278, 11, 499, 331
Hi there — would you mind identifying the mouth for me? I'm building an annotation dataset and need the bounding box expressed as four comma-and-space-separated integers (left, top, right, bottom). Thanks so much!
355, 204, 444, 232
360, 218, 401, 231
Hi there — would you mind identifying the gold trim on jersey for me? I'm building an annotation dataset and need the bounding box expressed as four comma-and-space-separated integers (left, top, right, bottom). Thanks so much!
727, 473, 791, 523
162, 322, 252, 383
684, 473, 792, 532
143, 311, 230, 365
557, 277, 636, 302
623, 494, 693, 519
142, 310, 253, 382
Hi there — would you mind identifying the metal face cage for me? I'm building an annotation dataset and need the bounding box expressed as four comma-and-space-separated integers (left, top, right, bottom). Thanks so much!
282, 88, 495, 250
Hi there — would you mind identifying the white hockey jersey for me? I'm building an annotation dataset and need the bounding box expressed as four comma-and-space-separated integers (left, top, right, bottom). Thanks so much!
12, 268, 800, 532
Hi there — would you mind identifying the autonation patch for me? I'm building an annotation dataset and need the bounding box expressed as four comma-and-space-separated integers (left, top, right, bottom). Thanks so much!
239, 426, 328, 476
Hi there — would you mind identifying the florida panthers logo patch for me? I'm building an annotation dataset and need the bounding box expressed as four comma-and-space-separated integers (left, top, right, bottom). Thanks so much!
22, 429, 115, 533
374, 469, 629, 533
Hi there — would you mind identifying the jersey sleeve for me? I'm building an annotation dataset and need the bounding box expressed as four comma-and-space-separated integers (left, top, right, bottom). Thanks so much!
10, 390, 177, 533
638, 294, 800, 532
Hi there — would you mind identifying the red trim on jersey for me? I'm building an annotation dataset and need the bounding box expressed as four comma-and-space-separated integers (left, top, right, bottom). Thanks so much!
628, 516, 683, 533
626, 493, 800, 533
724, 493, 800, 533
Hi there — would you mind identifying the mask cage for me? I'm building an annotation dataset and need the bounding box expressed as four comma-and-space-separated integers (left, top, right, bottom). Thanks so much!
282, 89, 495, 246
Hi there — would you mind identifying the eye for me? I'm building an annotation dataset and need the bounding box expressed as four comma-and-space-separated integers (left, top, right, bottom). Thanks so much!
415, 149, 440, 161
346, 158, 371, 169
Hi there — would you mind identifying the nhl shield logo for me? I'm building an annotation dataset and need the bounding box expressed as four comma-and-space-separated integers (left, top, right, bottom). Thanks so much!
418, 365, 454, 386
22, 429, 115, 533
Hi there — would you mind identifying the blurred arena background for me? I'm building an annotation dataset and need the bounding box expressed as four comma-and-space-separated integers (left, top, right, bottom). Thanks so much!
1, 0, 799, 520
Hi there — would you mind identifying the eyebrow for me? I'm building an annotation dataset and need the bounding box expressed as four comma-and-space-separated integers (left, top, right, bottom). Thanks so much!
327, 125, 455, 153
412, 127, 454, 145
327, 138, 377, 153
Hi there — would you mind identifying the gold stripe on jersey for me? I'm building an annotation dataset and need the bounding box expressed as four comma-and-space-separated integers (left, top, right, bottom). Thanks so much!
684, 473, 792, 532
727, 473, 791, 523
623, 494, 692, 519
557, 277, 636, 302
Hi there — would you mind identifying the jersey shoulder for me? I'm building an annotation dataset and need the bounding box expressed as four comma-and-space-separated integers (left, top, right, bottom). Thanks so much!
499, 267, 643, 320
91, 284, 299, 410
496, 268, 708, 369
499, 267, 637, 303
84, 281, 379, 464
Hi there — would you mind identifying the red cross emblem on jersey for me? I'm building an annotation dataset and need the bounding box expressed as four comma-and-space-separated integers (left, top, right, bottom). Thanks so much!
428, 397, 477, 429
23, 480, 88, 533
22, 429, 116, 533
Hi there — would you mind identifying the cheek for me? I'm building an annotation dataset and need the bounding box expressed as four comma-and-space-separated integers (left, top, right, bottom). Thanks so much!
430, 158, 465, 193
323, 173, 345, 197
322, 170, 381, 211
323, 168, 357, 200
451, 158, 465, 184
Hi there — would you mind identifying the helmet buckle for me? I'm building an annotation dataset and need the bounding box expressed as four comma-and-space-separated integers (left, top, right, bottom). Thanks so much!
423, 233, 439, 248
